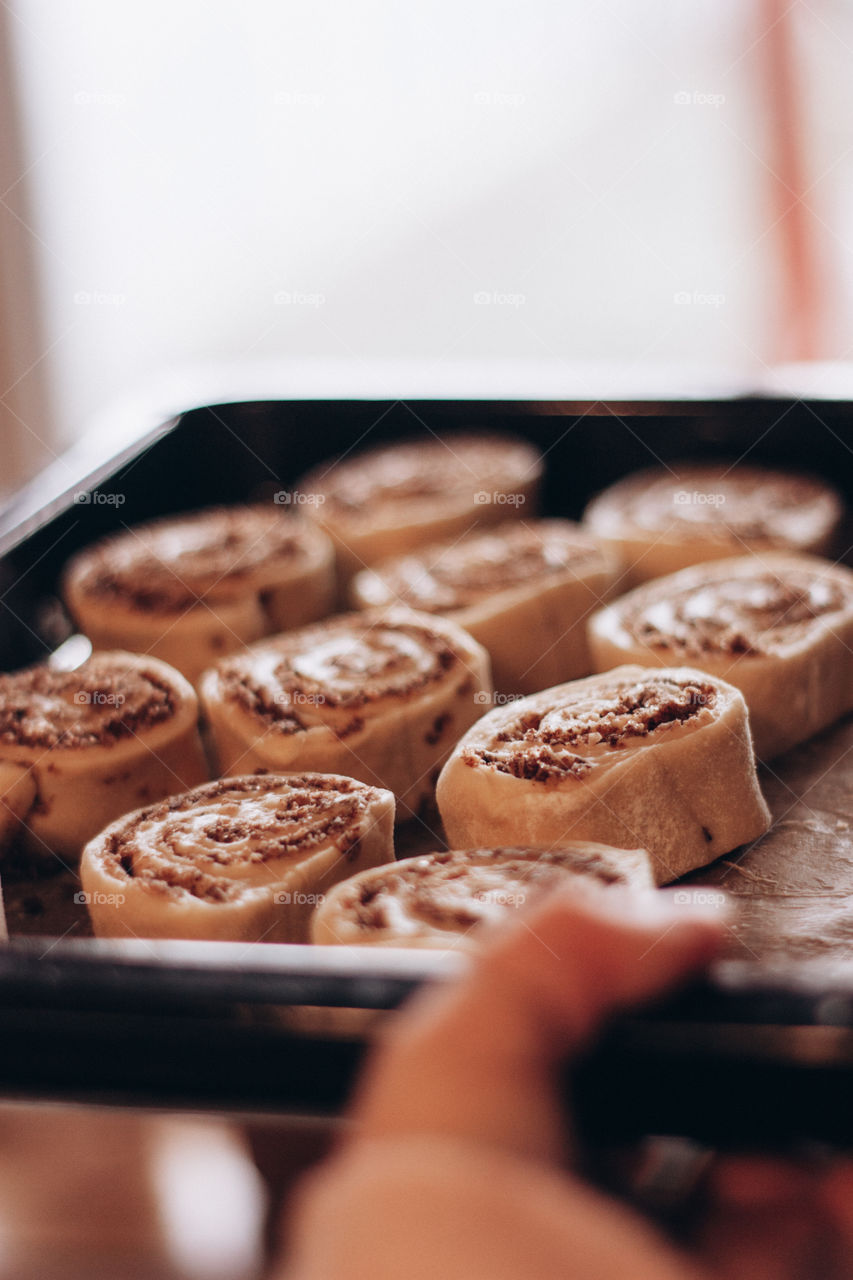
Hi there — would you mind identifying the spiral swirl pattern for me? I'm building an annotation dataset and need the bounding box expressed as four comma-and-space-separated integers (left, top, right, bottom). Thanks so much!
317, 844, 650, 945
66, 505, 322, 612
464, 672, 716, 782
356, 521, 604, 612
99, 774, 379, 902
302, 435, 540, 518
617, 564, 850, 659
587, 464, 840, 547
216, 611, 467, 735
0, 654, 179, 750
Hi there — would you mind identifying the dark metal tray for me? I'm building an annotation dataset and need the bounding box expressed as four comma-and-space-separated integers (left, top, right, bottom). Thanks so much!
1, 383, 852, 1137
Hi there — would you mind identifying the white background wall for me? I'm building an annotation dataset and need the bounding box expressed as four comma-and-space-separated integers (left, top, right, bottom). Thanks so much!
3, 1, 852, 490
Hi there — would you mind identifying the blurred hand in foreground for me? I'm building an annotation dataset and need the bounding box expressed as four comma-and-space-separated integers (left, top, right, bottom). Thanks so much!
281, 888, 853, 1279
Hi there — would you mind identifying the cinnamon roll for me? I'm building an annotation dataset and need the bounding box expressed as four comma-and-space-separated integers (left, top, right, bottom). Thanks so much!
436, 665, 770, 883
0, 762, 36, 858
350, 520, 619, 694
63, 505, 336, 684
200, 608, 492, 821
298, 433, 542, 583
583, 464, 842, 586
311, 842, 654, 948
588, 553, 853, 761
0, 652, 208, 860
79, 773, 395, 942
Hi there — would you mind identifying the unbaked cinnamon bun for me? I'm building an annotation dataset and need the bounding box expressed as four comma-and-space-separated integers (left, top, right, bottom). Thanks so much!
63, 505, 335, 684
350, 520, 619, 694
0, 762, 37, 860
298, 433, 542, 583
436, 665, 770, 883
311, 842, 653, 948
583, 464, 842, 586
0, 652, 208, 860
588, 553, 853, 760
200, 608, 491, 821
79, 772, 395, 941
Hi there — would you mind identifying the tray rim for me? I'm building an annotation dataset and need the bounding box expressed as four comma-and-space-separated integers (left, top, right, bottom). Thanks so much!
5, 355, 853, 547
1, 379, 852, 1114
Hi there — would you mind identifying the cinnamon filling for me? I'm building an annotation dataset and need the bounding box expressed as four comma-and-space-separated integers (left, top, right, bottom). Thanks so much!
367, 522, 601, 611
302, 435, 539, 518
218, 617, 461, 731
0, 658, 177, 749
596, 467, 837, 544
348, 848, 628, 933
104, 774, 378, 901
623, 571, 849, 658
69, 506, 313, 612
465, 677, 716, 781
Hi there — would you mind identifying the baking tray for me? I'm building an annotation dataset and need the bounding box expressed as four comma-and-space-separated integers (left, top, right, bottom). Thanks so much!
1, 386, 853, 1138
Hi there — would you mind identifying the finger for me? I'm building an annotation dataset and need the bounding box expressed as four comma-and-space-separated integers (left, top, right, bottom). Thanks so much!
352, 885, 724, 1164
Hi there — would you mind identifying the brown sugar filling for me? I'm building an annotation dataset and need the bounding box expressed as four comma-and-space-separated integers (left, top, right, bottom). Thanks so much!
0, 658, 178, 749
70, 507, 312, 612
597, 468, 836, 543
104, 774, 378, 900
302, 435, 539, 518
464, 677, 716, 781
217, 617, 461, 732
622, 570, 849, 658
369, 523, 602, 611
348, 847, 630, 932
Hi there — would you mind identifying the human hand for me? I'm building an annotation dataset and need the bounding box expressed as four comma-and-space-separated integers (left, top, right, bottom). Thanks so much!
284, 888, 853, 1279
